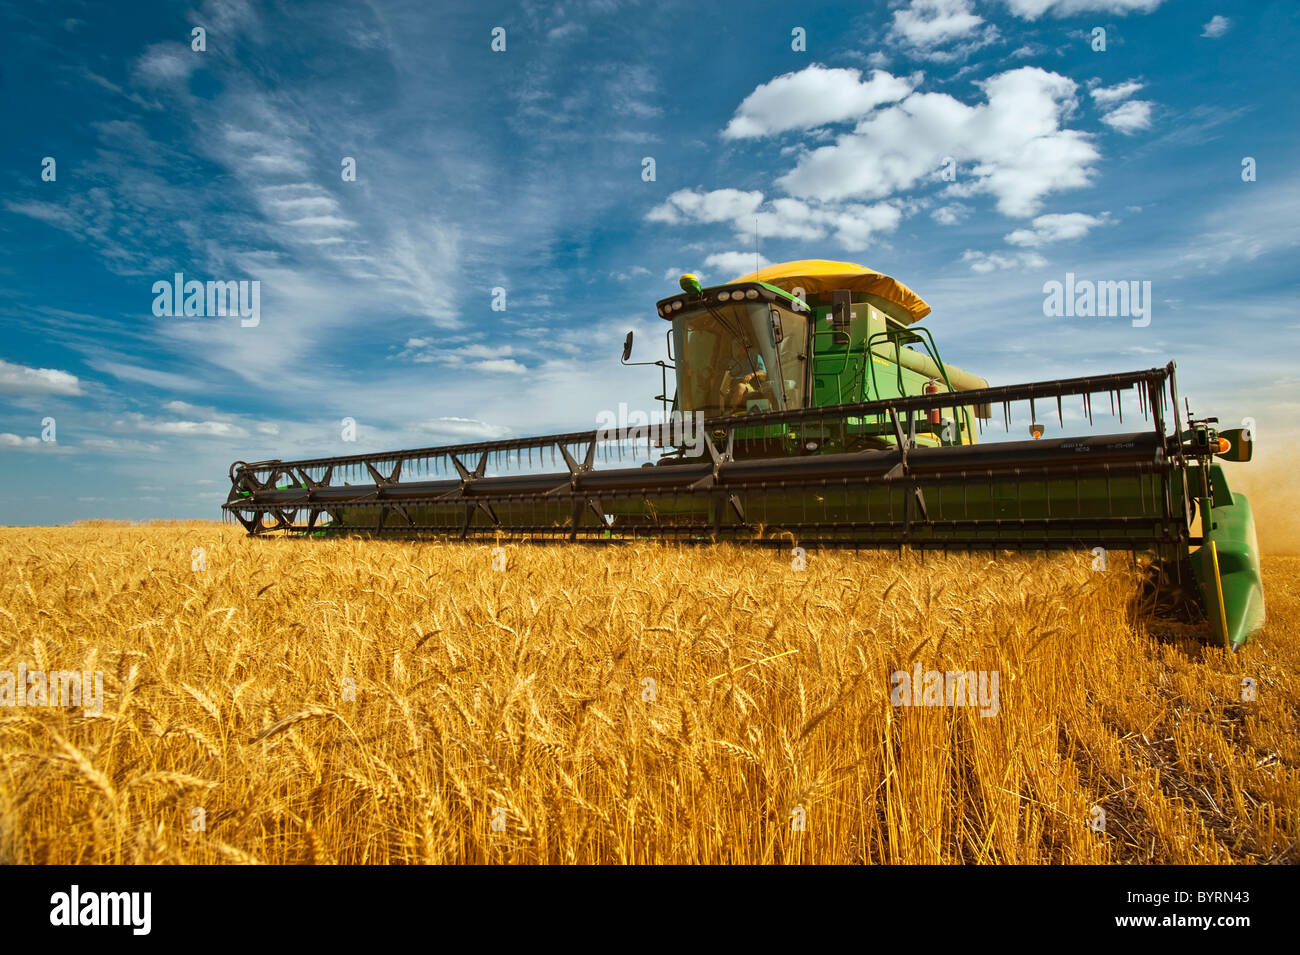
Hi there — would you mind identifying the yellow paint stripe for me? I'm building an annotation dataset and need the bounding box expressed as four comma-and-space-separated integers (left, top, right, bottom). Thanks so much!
1210, 540, 1230, 649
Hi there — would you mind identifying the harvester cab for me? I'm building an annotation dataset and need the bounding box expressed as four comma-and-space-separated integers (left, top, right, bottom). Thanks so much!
650, 260, 992, 456
223, 258, 1266, 649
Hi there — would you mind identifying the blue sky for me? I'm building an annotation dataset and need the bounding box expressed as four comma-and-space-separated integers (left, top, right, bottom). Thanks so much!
1, 0, 1296, 523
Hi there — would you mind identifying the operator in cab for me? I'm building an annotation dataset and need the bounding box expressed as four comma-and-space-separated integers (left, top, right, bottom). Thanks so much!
719, 337, 770, 413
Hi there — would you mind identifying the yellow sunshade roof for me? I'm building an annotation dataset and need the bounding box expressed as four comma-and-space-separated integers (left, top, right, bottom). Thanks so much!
729, 259, 931, 323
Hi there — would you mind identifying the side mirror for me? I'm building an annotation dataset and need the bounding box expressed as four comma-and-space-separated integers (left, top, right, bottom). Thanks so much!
621, 331, 634, 362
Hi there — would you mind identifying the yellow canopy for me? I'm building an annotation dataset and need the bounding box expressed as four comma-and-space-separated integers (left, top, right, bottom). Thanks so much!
729, 259, 931, 323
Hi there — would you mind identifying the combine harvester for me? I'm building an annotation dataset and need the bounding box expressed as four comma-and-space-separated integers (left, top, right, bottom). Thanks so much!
224, 261, 1265, 649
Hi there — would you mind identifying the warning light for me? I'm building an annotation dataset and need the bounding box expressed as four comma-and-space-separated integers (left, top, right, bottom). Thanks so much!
1029, 423, 1045, 440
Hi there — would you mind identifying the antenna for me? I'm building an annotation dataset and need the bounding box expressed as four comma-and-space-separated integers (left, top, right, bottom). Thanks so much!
754, 216, 759, 275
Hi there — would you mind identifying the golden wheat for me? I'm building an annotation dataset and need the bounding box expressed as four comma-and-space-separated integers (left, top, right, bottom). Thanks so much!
0, 522, 1294, 864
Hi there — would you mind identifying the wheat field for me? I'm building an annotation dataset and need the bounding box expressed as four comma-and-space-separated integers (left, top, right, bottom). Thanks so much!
0, 522, 1294, 864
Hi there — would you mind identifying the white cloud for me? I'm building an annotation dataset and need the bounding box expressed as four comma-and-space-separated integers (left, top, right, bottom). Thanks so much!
401, 342, 517, 367
415, 417, 512, 441
132, 43, 199, 87
778, 67, 1099, 218
284, 215, 357, 230
1004, 0, 1164, 19
647, 188, 764, 224
0, 433, 42, 449
890, 0, 983, 47
117, 413, 249, 438
1201, 15, 1231, 38
721, 66, 914, 139
960, 249, 1048, 273
472, 359, 527, 374
459, 344, 513, 360
702, 252, 772, 277
1089, 80, 1144, 108
887, 0, 996, 60
931, 203, 972, 225
80, 437, 165, 454
1087, 79, 1154, 134
648, 189, 903, 250
612, 266, 651, 281
547, 22, 584, 41
0, 359, 82, 396
1004, 212, 1110, 246
1100, 99, 1153, 134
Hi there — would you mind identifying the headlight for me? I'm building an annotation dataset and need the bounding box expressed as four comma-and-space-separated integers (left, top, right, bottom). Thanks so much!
745, 289, 759, 299
718, 291, 731, 301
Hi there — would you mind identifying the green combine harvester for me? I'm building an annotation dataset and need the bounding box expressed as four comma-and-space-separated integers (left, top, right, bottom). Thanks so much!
224, 260, 1265, 649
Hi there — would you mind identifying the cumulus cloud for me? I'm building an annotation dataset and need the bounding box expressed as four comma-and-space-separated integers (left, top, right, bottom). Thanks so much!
648, 189, 903, 249
646, 188, 764, 224
890, 0, 982, 46
1090, 80, 1145, 108
1004, 212, 1111, 246
778, 67, 1099, 217
1100, 99, 1153, 133
0, 433, 43, 449
702, 252, 772, 277
887, 0, 997, 60
1089, 80, 1154, 134
1201, 15, 1231, 38
721, 66, 914, 139
0, 358, 82, 396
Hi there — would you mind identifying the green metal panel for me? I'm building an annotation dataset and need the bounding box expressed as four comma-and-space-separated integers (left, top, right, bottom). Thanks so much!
1190, 467, 1265, 649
